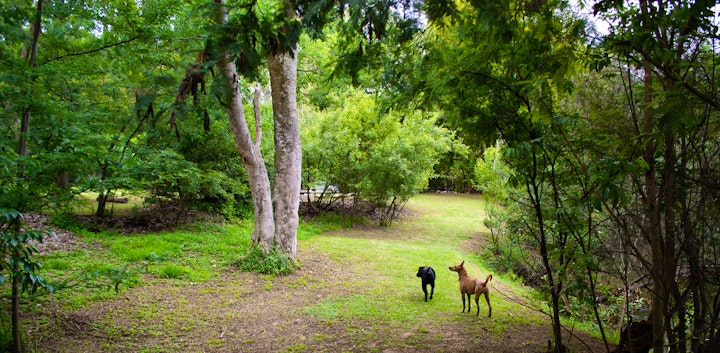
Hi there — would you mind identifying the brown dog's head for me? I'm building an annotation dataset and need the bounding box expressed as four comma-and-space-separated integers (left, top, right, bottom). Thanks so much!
448, 260, 465, 272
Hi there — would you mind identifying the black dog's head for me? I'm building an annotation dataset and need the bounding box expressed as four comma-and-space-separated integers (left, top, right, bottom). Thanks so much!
417, 266, 435, 280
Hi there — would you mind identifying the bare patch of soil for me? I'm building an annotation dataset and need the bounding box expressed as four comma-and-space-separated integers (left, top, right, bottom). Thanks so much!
23, 213, 87, 254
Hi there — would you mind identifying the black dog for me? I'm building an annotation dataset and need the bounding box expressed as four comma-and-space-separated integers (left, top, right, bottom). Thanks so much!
416, 266, 436, 302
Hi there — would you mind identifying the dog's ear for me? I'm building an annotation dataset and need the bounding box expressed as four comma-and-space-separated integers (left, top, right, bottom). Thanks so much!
461, 260, 465, 266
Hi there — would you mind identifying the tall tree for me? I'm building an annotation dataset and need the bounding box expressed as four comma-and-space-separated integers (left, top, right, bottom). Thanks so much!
211, 0, 276, 253
209, 0, 301, 257
207, 0, 424, 258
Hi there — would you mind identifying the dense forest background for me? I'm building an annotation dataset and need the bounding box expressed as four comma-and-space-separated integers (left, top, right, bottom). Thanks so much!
1, 0, 719, 352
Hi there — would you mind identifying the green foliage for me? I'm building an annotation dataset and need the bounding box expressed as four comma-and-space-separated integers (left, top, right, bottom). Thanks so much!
237, 244, 297, 276
206, 0, 303, 80
0, 310, 14, 353
157, 263, 191, 279
174, 129, 253, 218
126, 144, 251, 219
473, 142, 511, 200
301, 90, 451, 220
0, 0, 251, 221
327, 0, 425, 84
0, 209, 54, 294
47, 213, 86, 234
0, 209, 54, 352
56, 260, 144, 296
391, 2, 596, 350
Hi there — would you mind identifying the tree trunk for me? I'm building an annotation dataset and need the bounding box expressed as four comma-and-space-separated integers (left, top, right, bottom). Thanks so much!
213, 0, 275, 252
638, 9, 665, 348
11, 261, 21, 353
17, 0, 43, 181
96, 191, 109, 217
528, 150, 565, 353
268, 0, 301, 260
13, 3, 43, 350
268, 50, 300, 259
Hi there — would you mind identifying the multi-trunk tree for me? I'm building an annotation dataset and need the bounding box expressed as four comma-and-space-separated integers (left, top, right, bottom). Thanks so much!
205, 0, 427, 258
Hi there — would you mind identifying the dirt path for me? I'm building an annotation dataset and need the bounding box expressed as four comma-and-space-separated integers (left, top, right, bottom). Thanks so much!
25, 195, 613, 352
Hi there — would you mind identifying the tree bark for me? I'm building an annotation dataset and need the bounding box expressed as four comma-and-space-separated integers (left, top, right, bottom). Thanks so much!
268, 45, 301, 260
268, 0, 301, 260
213, 0, 275, 252
528, 149, 565, 353
638, 18, 665, 353
14, 3, 43, 350
11, 261, 20, 353
18, 0, 43, 179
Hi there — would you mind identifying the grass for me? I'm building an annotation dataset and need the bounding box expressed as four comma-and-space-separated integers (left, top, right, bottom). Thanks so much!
34, 215, 335, 311
23, 193, 607, 352
72, 191, 146, 216
299, 194, 544, 336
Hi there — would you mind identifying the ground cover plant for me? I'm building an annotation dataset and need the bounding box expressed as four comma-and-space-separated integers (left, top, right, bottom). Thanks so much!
19, 194, 611, 352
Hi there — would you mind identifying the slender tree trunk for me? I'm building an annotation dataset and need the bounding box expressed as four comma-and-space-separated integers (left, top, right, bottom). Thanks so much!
662, 102, 680, 353
684, 190, 705, 353
13, 3, 43, 351
638, 14, 665, 350
18, 0, 43, 179
213, 0, 275, 252
528, 150, 565, 353
268, 0, 301, 259
11, 261, 20, 353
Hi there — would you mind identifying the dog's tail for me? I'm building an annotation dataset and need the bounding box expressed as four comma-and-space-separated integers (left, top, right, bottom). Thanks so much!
485, 274, 493, 283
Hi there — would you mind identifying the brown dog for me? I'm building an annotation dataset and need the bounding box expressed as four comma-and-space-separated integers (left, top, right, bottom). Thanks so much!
448, 261, 492, 317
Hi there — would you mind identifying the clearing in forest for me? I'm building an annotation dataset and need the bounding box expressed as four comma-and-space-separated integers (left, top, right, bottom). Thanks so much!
25, 194, 610, 352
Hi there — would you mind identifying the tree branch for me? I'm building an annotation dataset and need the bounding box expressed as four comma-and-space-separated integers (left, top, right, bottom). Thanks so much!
41, 37, 138, 65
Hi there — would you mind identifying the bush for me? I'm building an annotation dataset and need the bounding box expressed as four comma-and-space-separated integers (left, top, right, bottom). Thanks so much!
301, 91, 451, 224
126, 148, 252, 219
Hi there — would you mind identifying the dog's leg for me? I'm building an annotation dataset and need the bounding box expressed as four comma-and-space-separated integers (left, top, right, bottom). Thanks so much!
475, 292, 481, 316
461, 293, 467, 312
483, 291, 492, 318
429, 282, 434, 300
422, 283, 428, 302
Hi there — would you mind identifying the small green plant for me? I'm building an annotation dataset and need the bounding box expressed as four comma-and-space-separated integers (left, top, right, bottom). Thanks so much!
282, 343, 307, 352
47, 212, 85, 233
158, 263, 190, 279
0, 310, 14, 353
237, 244, 297, 276
0, 209, 55, 353
75, 266, 139, 294
41, 258, 71, 271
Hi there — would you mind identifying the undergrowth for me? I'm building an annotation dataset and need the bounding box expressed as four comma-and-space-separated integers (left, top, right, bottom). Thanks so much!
236, 244, 297, 276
